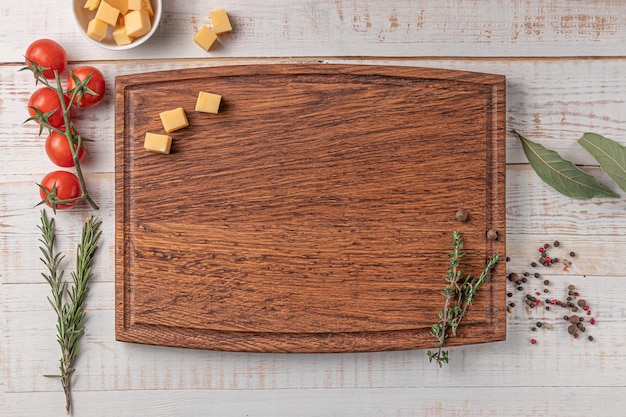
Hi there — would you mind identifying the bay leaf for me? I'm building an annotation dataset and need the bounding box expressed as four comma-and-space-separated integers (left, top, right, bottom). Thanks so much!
578, 132, 626, 192
513, 130, 618, 199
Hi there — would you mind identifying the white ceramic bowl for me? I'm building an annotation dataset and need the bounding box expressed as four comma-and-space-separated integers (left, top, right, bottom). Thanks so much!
72, 0, 162, 50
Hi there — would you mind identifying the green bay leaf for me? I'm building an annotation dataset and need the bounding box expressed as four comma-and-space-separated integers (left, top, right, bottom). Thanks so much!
514, 130, 618, 199
578, 132, 626, 192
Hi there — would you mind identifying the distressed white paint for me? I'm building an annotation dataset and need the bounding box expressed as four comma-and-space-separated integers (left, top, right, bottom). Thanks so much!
2, 1, 626, 416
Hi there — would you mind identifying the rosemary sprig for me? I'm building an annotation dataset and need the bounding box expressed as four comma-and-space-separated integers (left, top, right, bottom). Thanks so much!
38, 209, 102, 415
427, 231, 501, 367
21, 61, 99, 211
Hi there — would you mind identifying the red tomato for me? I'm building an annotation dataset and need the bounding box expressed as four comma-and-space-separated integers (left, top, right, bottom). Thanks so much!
45, 130, 87, 167
28, 87, 69, 129
67, 66, 106, 109
39, 171, 82, 209
25, 39, 68, 79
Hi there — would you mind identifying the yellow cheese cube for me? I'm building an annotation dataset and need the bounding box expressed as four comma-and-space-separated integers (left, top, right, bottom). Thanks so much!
107, 0, 129, 14
84, 0, 101, 11
194, 26, 217, 51
144, 132, 172, 154
95, 1, 120, 26
127, 0, 141, 11
195, 92, 222, 114
87, 18, 108, 41
113, 25, 134, 45
125, 9, 152, 37
159, 107, 189, 133
141, 0, 154, 17
209, 9, 232, 35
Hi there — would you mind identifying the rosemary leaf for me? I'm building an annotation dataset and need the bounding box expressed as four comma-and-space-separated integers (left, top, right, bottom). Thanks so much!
38, 210, 101, 415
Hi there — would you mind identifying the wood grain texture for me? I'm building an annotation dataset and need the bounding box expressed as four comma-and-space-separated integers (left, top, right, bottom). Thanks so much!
115, 64, 506, 352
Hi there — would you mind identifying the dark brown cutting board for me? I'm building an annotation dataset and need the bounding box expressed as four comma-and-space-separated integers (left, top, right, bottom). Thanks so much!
115, 64, 506, 353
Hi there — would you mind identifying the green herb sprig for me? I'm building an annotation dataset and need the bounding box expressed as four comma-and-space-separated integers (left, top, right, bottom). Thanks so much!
38, 209, 102, 415
21, 61, 99, 211
427, 231, 501, 367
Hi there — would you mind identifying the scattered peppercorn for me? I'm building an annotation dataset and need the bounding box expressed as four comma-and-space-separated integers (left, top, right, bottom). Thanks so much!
536, 322, 542, 328
531, 262, 537, 267
509, 303, 516, 308
534, 273, 540, 278
507, 292, 513, 297
590, 317, 596, 325
455, 209, 469, 222
588, 336, 594, 341
530, 339, 537, 344
568, 284, 576, 291
554, 241, 560, 247
577, 299, 587, 307
487, 229, 498, 240
543, 280, 550, 285
570, 252, 576, 257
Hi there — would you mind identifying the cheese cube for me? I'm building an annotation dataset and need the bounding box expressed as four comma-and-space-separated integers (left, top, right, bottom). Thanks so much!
127, 0, 141, 11
95, 1, 120, 26
141, 0, 154, 17
107, 0, 129, 14
113, 25, 134, 45
210, 9, 232, 35
159, 107, 189, 133
194, 26, 217, 51
87, 18, 108, 41
144, 132, 172, 154
125, 9, 152, 37
195, 92, 222, 114
84, 0, 101, 11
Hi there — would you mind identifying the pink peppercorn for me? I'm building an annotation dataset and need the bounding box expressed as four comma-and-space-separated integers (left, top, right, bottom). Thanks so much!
539, 247, 545, 253
590, 317, 596, 325
530, 339, 537, 344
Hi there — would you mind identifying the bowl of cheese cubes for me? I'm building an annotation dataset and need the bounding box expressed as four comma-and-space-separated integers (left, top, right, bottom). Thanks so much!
73, 0, 162, 50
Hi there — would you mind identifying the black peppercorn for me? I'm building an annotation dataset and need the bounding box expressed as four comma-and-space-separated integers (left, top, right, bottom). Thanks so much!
543, 280, 550, 285
554, 241, 560, 247
507, 292, 513, 297
570, 251, 576, 257
524, 272, 530, 277
534, 273, 540, 278
531, 262, 538, 267
517, 286, 523, 291
509, 303, 516, 308
521, 277, 528, 283
543, 288, 549, 293
536, 322, 542, 328
563, 315, 569, 321
508, 273, 519, 282
588, 336, 594, 341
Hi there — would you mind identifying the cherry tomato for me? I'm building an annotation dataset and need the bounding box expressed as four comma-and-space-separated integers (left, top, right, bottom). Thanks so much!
45, 130, 87, 167
67, 66, 106, 109
28, 87, 70, 129
39, 171, 82, 209
25, 39, 68, 79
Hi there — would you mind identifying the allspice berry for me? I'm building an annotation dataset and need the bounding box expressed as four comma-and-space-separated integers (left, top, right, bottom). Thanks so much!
486, 229, 498, 240
455, 209, 469, 222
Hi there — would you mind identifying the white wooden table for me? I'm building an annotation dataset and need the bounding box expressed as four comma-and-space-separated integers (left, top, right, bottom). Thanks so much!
2, 1, 626, 416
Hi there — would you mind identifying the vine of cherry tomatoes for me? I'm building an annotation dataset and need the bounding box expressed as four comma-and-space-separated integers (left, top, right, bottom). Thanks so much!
24, 39, 106, 210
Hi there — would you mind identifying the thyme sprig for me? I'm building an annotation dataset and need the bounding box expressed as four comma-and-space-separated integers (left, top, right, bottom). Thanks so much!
38, 209, 102, 415
427, 231, 501, 367
21, 61, 99, 211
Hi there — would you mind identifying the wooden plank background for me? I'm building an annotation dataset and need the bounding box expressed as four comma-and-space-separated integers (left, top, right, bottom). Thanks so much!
2, 1, 626, 416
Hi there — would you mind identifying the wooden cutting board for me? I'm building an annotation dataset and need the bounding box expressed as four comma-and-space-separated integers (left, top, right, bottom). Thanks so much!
115, 64, 506, 353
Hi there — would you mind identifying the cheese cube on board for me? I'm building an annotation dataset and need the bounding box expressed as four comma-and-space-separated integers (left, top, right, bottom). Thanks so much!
95, 1, 120, 26
159, 107, 189, 133
194, 26, 217, 51
87, 18, 108, 41
125, 9, 152, 37
195, 92, 222, 114
209, 9, 232, 35
144, 132, 172, 154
